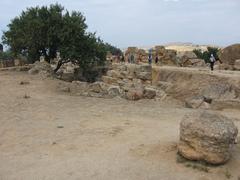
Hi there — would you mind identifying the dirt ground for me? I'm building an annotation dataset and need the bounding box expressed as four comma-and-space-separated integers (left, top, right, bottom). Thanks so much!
0, 71, 239, 180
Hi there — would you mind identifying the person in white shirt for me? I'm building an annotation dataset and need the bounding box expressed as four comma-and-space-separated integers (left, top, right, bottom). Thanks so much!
209, 54, 216, 71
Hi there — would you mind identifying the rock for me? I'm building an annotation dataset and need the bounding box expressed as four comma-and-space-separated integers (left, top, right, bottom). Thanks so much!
177, 51, 197, 60
102, 76, 118, 85
219, 44, 240, 66
201, 83, 236, 100
89, 82, 104, 93
211, 99, 240, 110
28, 61, 53, 76
178, 111, 238, 165
185, 96, 205, 109
185, 96, 212, 109
144, 87, 157, 99
136, 72, 152, 80
108, 86, 121, 97
126, 88, 144, 101
138, 65, 152, 72
234, 59, 240, 70
107, 70, 121, 78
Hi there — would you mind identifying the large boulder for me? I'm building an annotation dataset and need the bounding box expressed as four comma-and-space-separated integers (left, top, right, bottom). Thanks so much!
143, 87, 157, 99
219, 44, 240, 66
178, 111, 238, 165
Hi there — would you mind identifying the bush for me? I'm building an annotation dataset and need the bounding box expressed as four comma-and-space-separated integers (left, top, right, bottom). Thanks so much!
193, 47, 220, 63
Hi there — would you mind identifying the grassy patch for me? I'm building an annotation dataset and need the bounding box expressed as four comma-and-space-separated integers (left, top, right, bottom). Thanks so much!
224, 169, 232, 179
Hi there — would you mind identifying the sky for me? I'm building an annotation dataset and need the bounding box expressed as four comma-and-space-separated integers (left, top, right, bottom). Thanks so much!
0, 0, 239, 48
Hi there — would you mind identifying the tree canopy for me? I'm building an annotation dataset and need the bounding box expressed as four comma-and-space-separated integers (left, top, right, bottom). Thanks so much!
2, 4, 119, 81
193, 47, 220, 63
0, 44, 3, 52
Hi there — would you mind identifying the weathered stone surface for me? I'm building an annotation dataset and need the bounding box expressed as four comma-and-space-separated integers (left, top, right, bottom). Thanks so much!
201, 83, 236, 100
89, 82, 104, 93
108, 86, 121, 97
185, 96, 212, 109
219, 44, 240, 66
178, 111, 238, 165
107, 70, 121, 78
136, 72, 152, 80
234, 59, 240, 70
28, 61, 53, 76
185, 96, 205, 109
102, 76, 118, 85
144, 87, 157, 99
126, 88, 144, 101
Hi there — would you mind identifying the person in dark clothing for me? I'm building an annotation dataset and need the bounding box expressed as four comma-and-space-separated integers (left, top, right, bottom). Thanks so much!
148, 54, 152, 65
155, 56, 159, 64
209, 54, 216, 71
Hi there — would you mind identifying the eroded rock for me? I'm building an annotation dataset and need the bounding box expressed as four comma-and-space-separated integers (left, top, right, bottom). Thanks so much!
178, 111, 238, 165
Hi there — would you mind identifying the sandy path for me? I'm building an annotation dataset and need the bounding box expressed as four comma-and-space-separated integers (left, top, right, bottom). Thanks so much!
0, 71, 239, 180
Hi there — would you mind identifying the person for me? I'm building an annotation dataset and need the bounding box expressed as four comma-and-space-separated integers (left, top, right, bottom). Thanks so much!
155, 56, 159, 64
130, 54, 135, 64
209, 54, 216, 71
148, 54, 152, 65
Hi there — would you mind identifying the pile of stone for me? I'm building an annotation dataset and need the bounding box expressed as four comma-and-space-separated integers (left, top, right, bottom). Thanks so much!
28, 61, 53, 77
178, 111, 238, 165
57, 64, 162, 100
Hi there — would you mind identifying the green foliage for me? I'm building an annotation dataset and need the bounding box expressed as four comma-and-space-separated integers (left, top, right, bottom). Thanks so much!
193, 47, 220, 63
0, 44, 3, 52
2, 4, 65, 63
0, 50, 14, 61
2, 4, 115, 82
104, 43, 122, 56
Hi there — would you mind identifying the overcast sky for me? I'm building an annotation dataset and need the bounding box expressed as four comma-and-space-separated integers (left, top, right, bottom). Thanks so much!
0, 0, 239, 48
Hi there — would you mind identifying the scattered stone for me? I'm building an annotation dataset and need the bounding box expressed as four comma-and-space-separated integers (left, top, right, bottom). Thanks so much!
126, 88, 144, 101
28, 61, 53, 76
102, 76, 118, 85
89, 82, 103, 93
108, 86, 121, 97
185, 96, 212, 109
178, 111, 238, 165
144, 87, 157, 99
